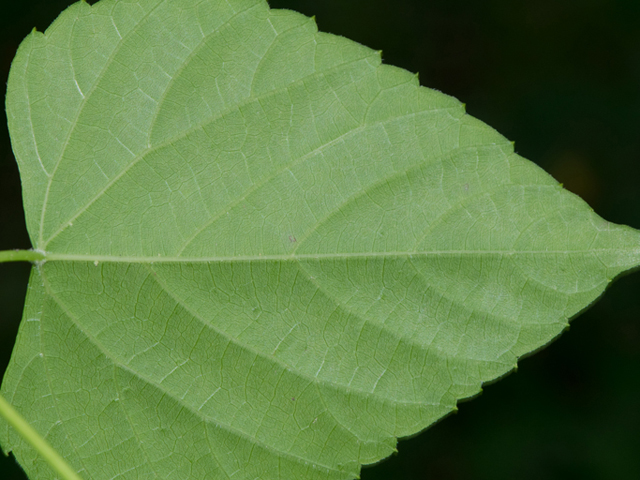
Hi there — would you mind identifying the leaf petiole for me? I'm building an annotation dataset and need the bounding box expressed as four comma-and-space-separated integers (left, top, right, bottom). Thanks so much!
0, 250, 45, 264
0, 393, 83, 480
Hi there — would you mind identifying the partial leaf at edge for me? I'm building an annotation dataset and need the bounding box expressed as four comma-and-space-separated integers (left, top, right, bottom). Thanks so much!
2, 0, 640, 479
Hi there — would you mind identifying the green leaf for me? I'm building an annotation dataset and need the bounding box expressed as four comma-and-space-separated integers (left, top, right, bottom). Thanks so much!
2, 0, 639, 479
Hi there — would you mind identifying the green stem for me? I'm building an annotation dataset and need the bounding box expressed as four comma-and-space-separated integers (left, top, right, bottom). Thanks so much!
0, 250, 45, 263
1, 249, 76, 477
0, 393, 83, 480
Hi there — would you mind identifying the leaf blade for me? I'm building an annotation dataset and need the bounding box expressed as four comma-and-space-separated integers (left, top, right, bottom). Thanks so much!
3, 0, 640, 479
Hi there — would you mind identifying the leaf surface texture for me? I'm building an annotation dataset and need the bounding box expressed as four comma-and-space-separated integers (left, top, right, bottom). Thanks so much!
2, 0, 640, 479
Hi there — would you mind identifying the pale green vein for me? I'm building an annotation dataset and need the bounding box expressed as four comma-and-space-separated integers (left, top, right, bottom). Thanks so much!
37, 249, 640, 264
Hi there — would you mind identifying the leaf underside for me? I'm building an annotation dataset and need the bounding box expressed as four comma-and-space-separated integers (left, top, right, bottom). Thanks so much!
2, 0, 639, 479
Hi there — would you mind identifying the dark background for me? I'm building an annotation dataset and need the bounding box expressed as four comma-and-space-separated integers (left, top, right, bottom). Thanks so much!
1, 1, 639, 479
